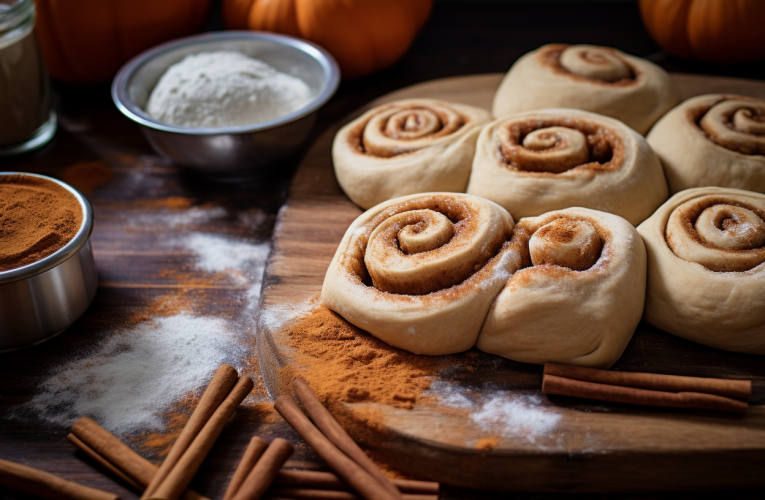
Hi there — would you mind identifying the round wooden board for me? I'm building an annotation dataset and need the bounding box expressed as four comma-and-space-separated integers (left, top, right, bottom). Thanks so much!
257, 73, 765, 492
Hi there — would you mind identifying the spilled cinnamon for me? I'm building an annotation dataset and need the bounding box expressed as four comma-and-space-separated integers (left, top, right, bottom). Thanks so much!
0, 174, 83, 271
277, 306, 445, 410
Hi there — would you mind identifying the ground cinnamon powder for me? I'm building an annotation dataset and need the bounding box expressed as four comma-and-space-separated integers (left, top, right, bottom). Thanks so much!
280, 306, 447, 411
0, 174, 83, 271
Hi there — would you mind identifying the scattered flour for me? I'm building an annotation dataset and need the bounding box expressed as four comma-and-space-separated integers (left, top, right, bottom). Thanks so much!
429, 381, 561, 443
258, 298, 318, 333
183, 233, 270, 273
130, 206, 228, 228
471, 395, 561, 442
22, 314, 238, 432
147, 51, 312, 128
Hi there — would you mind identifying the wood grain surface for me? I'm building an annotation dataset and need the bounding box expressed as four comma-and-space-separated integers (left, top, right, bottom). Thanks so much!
258, 73, 765, 493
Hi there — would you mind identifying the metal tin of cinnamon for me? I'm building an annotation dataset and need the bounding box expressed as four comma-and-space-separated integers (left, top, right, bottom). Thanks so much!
0, 172, 97, 352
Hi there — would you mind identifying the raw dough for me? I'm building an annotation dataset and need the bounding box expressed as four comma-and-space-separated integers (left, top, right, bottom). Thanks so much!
646, 94, 765, 194
321, 193, 522, 355
492, 44, 679, 135
332, 99, 492, 209
637, 187, 765, 354
467, 108, 668, 225
476, 208, 646, 368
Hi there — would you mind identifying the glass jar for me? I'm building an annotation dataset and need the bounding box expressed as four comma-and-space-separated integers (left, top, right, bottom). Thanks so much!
0, 0, 55, 156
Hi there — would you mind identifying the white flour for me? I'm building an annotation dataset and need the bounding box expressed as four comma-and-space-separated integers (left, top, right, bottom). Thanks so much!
147, 51, 312, 128
183, 233, 270, 274
430, 381, 561, 442
23, 315, 238, 432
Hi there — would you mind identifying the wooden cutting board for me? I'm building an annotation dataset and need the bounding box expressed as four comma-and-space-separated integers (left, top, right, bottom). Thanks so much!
257, 73, 765, 493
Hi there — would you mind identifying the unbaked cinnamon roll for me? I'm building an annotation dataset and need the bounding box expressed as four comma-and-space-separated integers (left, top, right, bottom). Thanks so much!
647, 94, 765, 194
321, 193, 523, 355
467, 109, 668, 225
638, 187, 765, 354
476, 208, 646, 368
332, 99, 493, 209
492, 44, 679, 134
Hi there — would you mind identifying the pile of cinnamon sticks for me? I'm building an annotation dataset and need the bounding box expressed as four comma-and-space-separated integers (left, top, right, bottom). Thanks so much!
542, 363, 751, 413
61, 364, 438, 500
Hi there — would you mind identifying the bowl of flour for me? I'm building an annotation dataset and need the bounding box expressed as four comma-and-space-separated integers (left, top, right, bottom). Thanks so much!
112, 31, 339, 180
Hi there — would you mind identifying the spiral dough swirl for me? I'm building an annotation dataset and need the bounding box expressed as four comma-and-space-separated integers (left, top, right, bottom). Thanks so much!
493, 117, 621, 174
492, 44, 678, 134
361, 102, 465, 157
666, 197, 765, 272
333, 98, 492, 209
322, 193, 522, 355
638, 187, 765, 355
476, 208, 646, 368
699, 99, 765, 156
559, 46, 633, 82
647, 94, 765, 195
467, 109, 668, 225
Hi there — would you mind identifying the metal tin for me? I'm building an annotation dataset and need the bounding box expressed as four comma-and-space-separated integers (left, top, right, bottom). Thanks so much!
0, 173, 97, 352
111, 31, 340, 181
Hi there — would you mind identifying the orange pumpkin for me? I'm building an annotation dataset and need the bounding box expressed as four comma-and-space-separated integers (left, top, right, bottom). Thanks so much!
640, 0, 765, 64
35, 0, 213, 84
223, 0, 433, 79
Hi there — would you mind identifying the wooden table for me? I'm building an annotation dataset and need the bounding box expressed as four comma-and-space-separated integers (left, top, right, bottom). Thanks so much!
1, 2, 764, 499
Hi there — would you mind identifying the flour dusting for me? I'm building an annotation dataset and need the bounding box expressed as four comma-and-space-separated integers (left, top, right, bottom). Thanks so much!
429, 381, 561, 442
22, 315, 238, 432
183, 233, 270, 274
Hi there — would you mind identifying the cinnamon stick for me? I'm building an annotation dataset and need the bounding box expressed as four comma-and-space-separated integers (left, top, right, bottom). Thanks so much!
223, 437, 270, 500
274, 470, 439, 495
542, 374, 748, 413
544, 363, 751, 401
149, 375, 254, 500
0, 458, 120, 500
68, 417, 209, 500
274, 396, 400, 500
231, 438, 294, 500
292, 378, 401, 499
267, 488, 437, 500
142, 364, 239, 500
67, 434, 143, 491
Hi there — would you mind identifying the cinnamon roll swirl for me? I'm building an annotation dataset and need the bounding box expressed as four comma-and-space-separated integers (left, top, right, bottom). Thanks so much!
638, 187, 765, 354
467, 109, 668, 225
647, 94, 765, 194
321, 193, 523, 355
492, 44, 679, 134
332, 99, 492, 209
476, 208, 646, 368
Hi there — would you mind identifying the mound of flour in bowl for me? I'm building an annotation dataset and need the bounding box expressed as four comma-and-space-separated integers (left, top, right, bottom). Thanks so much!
146, 50, 312, 128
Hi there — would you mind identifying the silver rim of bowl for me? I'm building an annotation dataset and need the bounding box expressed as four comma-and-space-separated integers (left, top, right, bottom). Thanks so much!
111, 30, 341, 135
0, 172, 94, 285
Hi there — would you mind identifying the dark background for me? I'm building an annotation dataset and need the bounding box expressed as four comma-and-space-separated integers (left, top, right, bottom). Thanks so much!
2, 1, 765, 499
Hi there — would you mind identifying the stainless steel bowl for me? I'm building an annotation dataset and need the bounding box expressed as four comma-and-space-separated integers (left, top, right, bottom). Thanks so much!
0, 173, 98, 352
112, 31, 340, 181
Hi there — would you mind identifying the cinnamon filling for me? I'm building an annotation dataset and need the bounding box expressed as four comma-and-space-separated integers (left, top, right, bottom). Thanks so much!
540, 44, 639, 86
665, 196, 765, 272
496, 118, 622, 174
347, 103, 466, 158
688, 95, 765, 156
341, 195, 516, 297
527, 217, 604, 272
